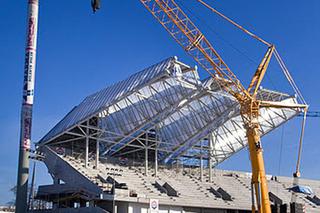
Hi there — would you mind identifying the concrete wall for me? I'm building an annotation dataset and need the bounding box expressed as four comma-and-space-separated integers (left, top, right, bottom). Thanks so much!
29, 207, 108, 213
117, 202, 129, 213
126, 202, 195, 213
41, 146, 102, 195
124, 202, 230, 213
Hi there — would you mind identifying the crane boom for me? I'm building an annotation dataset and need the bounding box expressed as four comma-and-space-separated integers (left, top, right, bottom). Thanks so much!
140, 0, 249, 98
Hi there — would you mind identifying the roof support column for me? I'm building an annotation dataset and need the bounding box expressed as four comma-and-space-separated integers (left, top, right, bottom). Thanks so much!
52, 176, 60, 210
155, 146, 158, 177
145, 133, 148, 176
200, 141, 203, 182
209, 133, 213, 182
155, 126, 159, 177
71, 141, 74, 157
95, 140, 99, 169
85, 121, 89, 168
53, 177, 60, 185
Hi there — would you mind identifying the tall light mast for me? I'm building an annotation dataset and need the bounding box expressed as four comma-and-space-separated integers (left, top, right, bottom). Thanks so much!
16, 0, 39, 212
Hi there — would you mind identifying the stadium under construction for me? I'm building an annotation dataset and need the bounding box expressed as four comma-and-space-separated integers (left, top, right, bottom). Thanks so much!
14, 0, 320, 213
27, 57, 320, 213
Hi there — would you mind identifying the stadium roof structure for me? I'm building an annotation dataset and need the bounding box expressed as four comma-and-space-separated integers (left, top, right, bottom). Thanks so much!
38, 57, 300, 166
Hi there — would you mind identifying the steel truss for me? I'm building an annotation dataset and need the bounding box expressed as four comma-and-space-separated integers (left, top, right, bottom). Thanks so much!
38, 58, 300, 167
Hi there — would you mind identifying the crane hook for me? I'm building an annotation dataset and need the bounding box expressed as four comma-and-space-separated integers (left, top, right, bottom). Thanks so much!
91, 0, 101, 13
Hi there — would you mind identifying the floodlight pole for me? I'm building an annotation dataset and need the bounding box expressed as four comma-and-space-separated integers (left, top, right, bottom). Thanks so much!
16, 0, 39, 212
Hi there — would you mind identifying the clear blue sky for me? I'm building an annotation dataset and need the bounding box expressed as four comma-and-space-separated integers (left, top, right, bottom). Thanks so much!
0, 0, 319, 205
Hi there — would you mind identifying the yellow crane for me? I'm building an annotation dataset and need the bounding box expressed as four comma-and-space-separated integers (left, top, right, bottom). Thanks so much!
93, 0, 308, 212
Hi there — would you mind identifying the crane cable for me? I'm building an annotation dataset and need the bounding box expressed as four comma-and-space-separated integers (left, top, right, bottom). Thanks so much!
195, 0, 307, 106
195, 0, 271, 47
273, 50, 307, 105
291, 108, 307, 202
177, 0, 257, 64
295, 108, 308, 177
277, 126, 285, 177
178, 0, 280, 92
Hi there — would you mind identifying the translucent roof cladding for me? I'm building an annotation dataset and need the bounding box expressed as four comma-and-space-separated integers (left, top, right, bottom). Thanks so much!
207, 97, 298, 166
166, 94, 299, 165
39, 57, 199, 144
38, 56, 300, 166
159, 79, 299, 161
99, 75, 201, 155
158, 90, 237, 155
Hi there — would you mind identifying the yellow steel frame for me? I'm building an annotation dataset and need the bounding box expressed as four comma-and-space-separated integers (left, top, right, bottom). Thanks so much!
140, 1, 307, 213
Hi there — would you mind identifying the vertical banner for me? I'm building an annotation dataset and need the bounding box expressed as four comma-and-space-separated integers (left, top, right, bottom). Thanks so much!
21, 0, 39, 150
149, 199, 159, 213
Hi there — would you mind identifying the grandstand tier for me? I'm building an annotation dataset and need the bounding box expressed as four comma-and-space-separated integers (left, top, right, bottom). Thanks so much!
32, 146, 320, 213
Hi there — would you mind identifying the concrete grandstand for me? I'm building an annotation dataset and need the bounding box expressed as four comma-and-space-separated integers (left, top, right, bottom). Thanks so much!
33, 57, 320, 213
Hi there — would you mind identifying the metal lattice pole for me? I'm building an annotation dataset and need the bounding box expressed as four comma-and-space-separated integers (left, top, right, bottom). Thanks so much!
16, 0, 39, 212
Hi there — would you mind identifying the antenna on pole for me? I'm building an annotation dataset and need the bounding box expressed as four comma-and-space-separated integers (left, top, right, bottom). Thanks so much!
16, 0, 40, 212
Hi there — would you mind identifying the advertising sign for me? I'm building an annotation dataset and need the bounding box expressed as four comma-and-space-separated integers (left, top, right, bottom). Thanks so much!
149, 199, 159, 213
